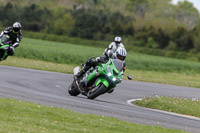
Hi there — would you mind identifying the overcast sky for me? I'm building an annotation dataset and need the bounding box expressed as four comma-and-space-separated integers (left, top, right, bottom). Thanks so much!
172, 0, 200, 12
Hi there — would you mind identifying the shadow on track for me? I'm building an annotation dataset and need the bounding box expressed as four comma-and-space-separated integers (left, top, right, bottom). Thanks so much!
67, 93, 128, 107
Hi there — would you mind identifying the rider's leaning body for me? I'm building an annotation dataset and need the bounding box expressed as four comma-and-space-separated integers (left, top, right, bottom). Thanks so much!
74, 46, 127, 94
74, 45, 127, 82
74, 36, 127, 81
104, 36, 125, 59
0, 22, 22, 59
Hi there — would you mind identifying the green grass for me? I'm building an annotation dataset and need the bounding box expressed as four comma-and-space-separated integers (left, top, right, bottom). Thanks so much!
135, 96, 200, 118
16, 37, 200, 73
1, 56, 76, 74
0, 98, 186, 133
129, 69, 200, 88
16, 37, 102, 65
2, 56, 200, 88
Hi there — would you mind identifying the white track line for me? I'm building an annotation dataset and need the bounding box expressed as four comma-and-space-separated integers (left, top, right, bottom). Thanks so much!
127, 99, 200, 121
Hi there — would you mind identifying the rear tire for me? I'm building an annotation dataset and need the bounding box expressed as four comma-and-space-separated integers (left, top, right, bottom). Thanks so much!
68, 81, 80, 96
87, 84, 107, 99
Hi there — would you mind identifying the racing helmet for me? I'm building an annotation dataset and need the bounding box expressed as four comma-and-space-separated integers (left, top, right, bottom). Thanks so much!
116, 47, 127, 61
114, 36, 122, 45
13, 22, 21, 33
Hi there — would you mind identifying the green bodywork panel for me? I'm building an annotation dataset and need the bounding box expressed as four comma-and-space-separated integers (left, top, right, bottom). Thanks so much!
96, 78, 109, 88
0, 44, 9, 48
85, 58, 123, 89
0, 38, 9, 61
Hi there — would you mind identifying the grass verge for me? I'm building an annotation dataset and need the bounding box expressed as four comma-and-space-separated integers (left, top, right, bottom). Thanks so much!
16, 37, 200, 73
1, 56, 200, 88
135, 96, 200, 118
0, 98, 186, 133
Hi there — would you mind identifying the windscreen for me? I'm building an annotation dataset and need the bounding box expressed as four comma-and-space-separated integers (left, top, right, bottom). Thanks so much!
112, 59, 124, 72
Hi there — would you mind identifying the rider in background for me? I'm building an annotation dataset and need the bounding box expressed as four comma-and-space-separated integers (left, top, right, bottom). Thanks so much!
0, 22, 22, 59
74, 36, 127, 80
103, 36, 125, 59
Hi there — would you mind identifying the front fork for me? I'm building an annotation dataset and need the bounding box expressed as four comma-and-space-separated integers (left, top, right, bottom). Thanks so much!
0, 45, 9, 61
1, 52, 7, 60
0, 50, 7, 61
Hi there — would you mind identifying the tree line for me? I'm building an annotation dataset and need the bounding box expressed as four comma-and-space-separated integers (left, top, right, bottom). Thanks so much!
0, 0, 200, 53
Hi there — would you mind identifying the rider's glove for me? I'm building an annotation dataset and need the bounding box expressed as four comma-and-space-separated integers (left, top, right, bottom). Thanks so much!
86, 59, 96, 66
107, 50, 113, 58
95, 57, 106, 63
95, 57, 101, 62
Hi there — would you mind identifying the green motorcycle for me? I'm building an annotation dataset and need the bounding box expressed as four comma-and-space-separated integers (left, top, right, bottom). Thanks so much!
68, 58, 132, 99
0, 35, 12, 62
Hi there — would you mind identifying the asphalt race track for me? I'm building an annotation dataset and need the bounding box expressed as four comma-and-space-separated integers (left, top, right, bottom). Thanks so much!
0, 65, 200, 132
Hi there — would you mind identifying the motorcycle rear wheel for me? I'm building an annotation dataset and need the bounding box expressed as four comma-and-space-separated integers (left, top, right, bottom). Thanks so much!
68, 81, 80, 96
87, 83, 107, 99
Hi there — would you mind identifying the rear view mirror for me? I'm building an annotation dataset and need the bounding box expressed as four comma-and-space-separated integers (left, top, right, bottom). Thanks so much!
127, 76, 133, 80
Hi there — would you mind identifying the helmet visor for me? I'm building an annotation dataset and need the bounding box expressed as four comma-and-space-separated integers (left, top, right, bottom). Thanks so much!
13, 27, 20, 32
117, 54, 126, 61
115, 41, 120, 44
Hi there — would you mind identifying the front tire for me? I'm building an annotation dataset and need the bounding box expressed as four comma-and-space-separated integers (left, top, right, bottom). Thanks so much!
68, 81, 80, 96
87, 84, 107, 99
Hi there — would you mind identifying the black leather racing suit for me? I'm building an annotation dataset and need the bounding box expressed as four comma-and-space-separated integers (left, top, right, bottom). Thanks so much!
0, 27, 22, 58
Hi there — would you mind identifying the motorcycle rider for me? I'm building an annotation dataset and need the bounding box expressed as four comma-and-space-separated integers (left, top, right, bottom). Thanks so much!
74, 36, 125, 80
104, 36, 125, 59
74, 46, 127, 81
74, 36, 126, 80
0, 22, 22, 59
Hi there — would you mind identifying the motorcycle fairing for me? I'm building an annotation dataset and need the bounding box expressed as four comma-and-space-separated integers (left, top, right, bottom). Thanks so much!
85, 58, 123, 89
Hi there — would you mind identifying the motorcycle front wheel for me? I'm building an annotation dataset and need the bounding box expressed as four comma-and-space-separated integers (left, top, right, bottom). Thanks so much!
87, 83, 107, 99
